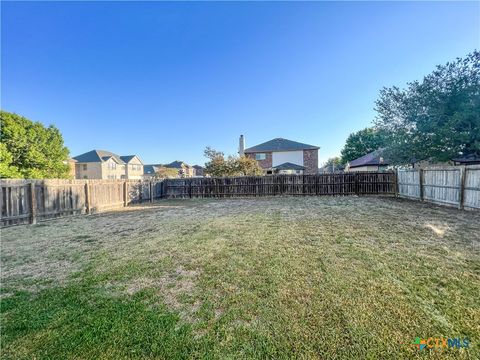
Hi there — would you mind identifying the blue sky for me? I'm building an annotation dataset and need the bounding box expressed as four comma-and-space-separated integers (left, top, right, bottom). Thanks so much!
2, 1, 479, 166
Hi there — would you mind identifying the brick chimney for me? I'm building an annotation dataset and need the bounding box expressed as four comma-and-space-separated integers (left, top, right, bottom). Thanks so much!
239, 135, 245, 156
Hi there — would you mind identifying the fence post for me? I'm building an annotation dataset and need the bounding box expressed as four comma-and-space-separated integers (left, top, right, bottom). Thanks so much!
459, 167, 466, 210
355, 173, 359, 196
394, 169, 399, 197
85, 182, 91, 214
150, 181, 153, 203
419, 169, 424, 201
29, 182, 37, 224
123, 181, 128, 207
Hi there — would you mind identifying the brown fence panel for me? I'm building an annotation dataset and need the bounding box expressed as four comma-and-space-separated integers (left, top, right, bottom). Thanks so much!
161, 173, 395, 199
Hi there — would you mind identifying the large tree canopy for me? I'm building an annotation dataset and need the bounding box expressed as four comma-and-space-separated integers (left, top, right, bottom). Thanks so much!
0, 111, 70, 178
374, 51, 480, 164
340, 127, 387, 163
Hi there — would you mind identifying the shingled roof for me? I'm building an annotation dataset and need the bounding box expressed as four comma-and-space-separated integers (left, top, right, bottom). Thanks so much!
120, 155, 143, 164
348, 149, 388, 168
165, 161, 190, 169
244, 138, 319, 153
73, 150, 126, 164
273, 162, 306, 171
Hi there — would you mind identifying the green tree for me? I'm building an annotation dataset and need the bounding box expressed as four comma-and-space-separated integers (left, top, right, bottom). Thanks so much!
0, 111, 70, 178
154, 166, 179, 179
374, 51, 480, 164
0, 143, 22, 178
340, 127, 387, 163
203, 147, 262, 177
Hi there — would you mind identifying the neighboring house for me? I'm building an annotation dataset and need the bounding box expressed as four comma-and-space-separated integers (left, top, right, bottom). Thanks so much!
452, 153, 480, 166
164, 161, 195, 177
120, 155, 144, 179
73, 150, 143, 179
243, 137, 319, 175
192, 165, 205, 177
143, 161, 195, 178
345, 149, 389, 172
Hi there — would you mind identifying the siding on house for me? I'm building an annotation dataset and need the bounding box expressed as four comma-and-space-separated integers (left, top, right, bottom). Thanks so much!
347, 165, 384, 172
272, 151, 304, 167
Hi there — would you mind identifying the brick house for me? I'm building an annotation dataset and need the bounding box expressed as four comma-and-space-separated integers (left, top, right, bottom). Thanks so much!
242, 137, 319, 175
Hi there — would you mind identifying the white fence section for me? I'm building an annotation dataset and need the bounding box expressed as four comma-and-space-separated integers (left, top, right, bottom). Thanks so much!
397, 166, 480, 210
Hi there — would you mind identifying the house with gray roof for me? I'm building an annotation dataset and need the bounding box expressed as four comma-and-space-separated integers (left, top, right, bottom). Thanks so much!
241, 137, 320, 175
73, 150, 143, 179
345, 149, 389, 172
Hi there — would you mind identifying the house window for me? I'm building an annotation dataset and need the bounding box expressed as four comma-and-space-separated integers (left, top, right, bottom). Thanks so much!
83, 175, 88, 179
108, 162, 117, 170
121, 175, 126, 179
82, 164, 87, 171
255, 153, 266, 160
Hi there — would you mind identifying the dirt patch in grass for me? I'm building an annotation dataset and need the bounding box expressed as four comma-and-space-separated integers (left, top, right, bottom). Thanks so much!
1, 196, 479, 359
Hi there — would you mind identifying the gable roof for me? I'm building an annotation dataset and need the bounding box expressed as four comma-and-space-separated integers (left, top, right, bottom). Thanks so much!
273, 162, 306, 171
165, 160, 190, 169
348, 149, 388, 168
73, 150, 126, 164
120, 155, 143, 164
192, 165, 204, 169
244, 138, 319, 153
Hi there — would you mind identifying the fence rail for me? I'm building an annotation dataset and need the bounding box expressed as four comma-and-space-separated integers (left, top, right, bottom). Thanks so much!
397, 166, 480, 210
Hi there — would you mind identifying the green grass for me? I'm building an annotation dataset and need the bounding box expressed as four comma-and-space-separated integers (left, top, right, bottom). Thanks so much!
1, 197, 479, 359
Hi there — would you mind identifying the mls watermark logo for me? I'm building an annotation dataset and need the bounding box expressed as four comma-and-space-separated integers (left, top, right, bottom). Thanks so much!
411, 337, 470, 351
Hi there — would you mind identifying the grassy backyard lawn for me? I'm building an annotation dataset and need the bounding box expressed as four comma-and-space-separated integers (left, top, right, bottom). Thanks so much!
1, 196, 479, 359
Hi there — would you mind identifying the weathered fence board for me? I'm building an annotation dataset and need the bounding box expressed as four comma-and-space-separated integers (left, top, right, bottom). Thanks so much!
397, 166, 480, 209
0, 179, 164, 227
162, 172, 396, 199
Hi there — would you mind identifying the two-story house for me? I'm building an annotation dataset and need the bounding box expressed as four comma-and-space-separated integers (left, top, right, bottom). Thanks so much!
73, 150, 144, 179
241, 137, 319, 175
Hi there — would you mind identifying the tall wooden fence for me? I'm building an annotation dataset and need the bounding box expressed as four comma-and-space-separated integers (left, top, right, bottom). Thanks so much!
162, 172, 396, 198
397, 166, 480, 210
4, 169, 478, 227
1, 173, 395, 227
0, 179, 166, 227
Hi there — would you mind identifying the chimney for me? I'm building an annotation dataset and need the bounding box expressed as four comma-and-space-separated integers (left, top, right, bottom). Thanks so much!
239, 135, 245, 156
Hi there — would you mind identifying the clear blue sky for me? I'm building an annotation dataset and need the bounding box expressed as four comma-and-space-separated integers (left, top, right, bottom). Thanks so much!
2, 1, 479, 166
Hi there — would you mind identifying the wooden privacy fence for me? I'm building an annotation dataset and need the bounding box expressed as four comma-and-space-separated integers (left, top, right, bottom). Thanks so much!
397, 166, 480, 210
162, 172, 396, 198
0, 179, 166, 227
1, 173, 395, 227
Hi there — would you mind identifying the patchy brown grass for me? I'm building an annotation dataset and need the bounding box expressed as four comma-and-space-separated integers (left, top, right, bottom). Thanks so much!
1, 196, 479, 359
